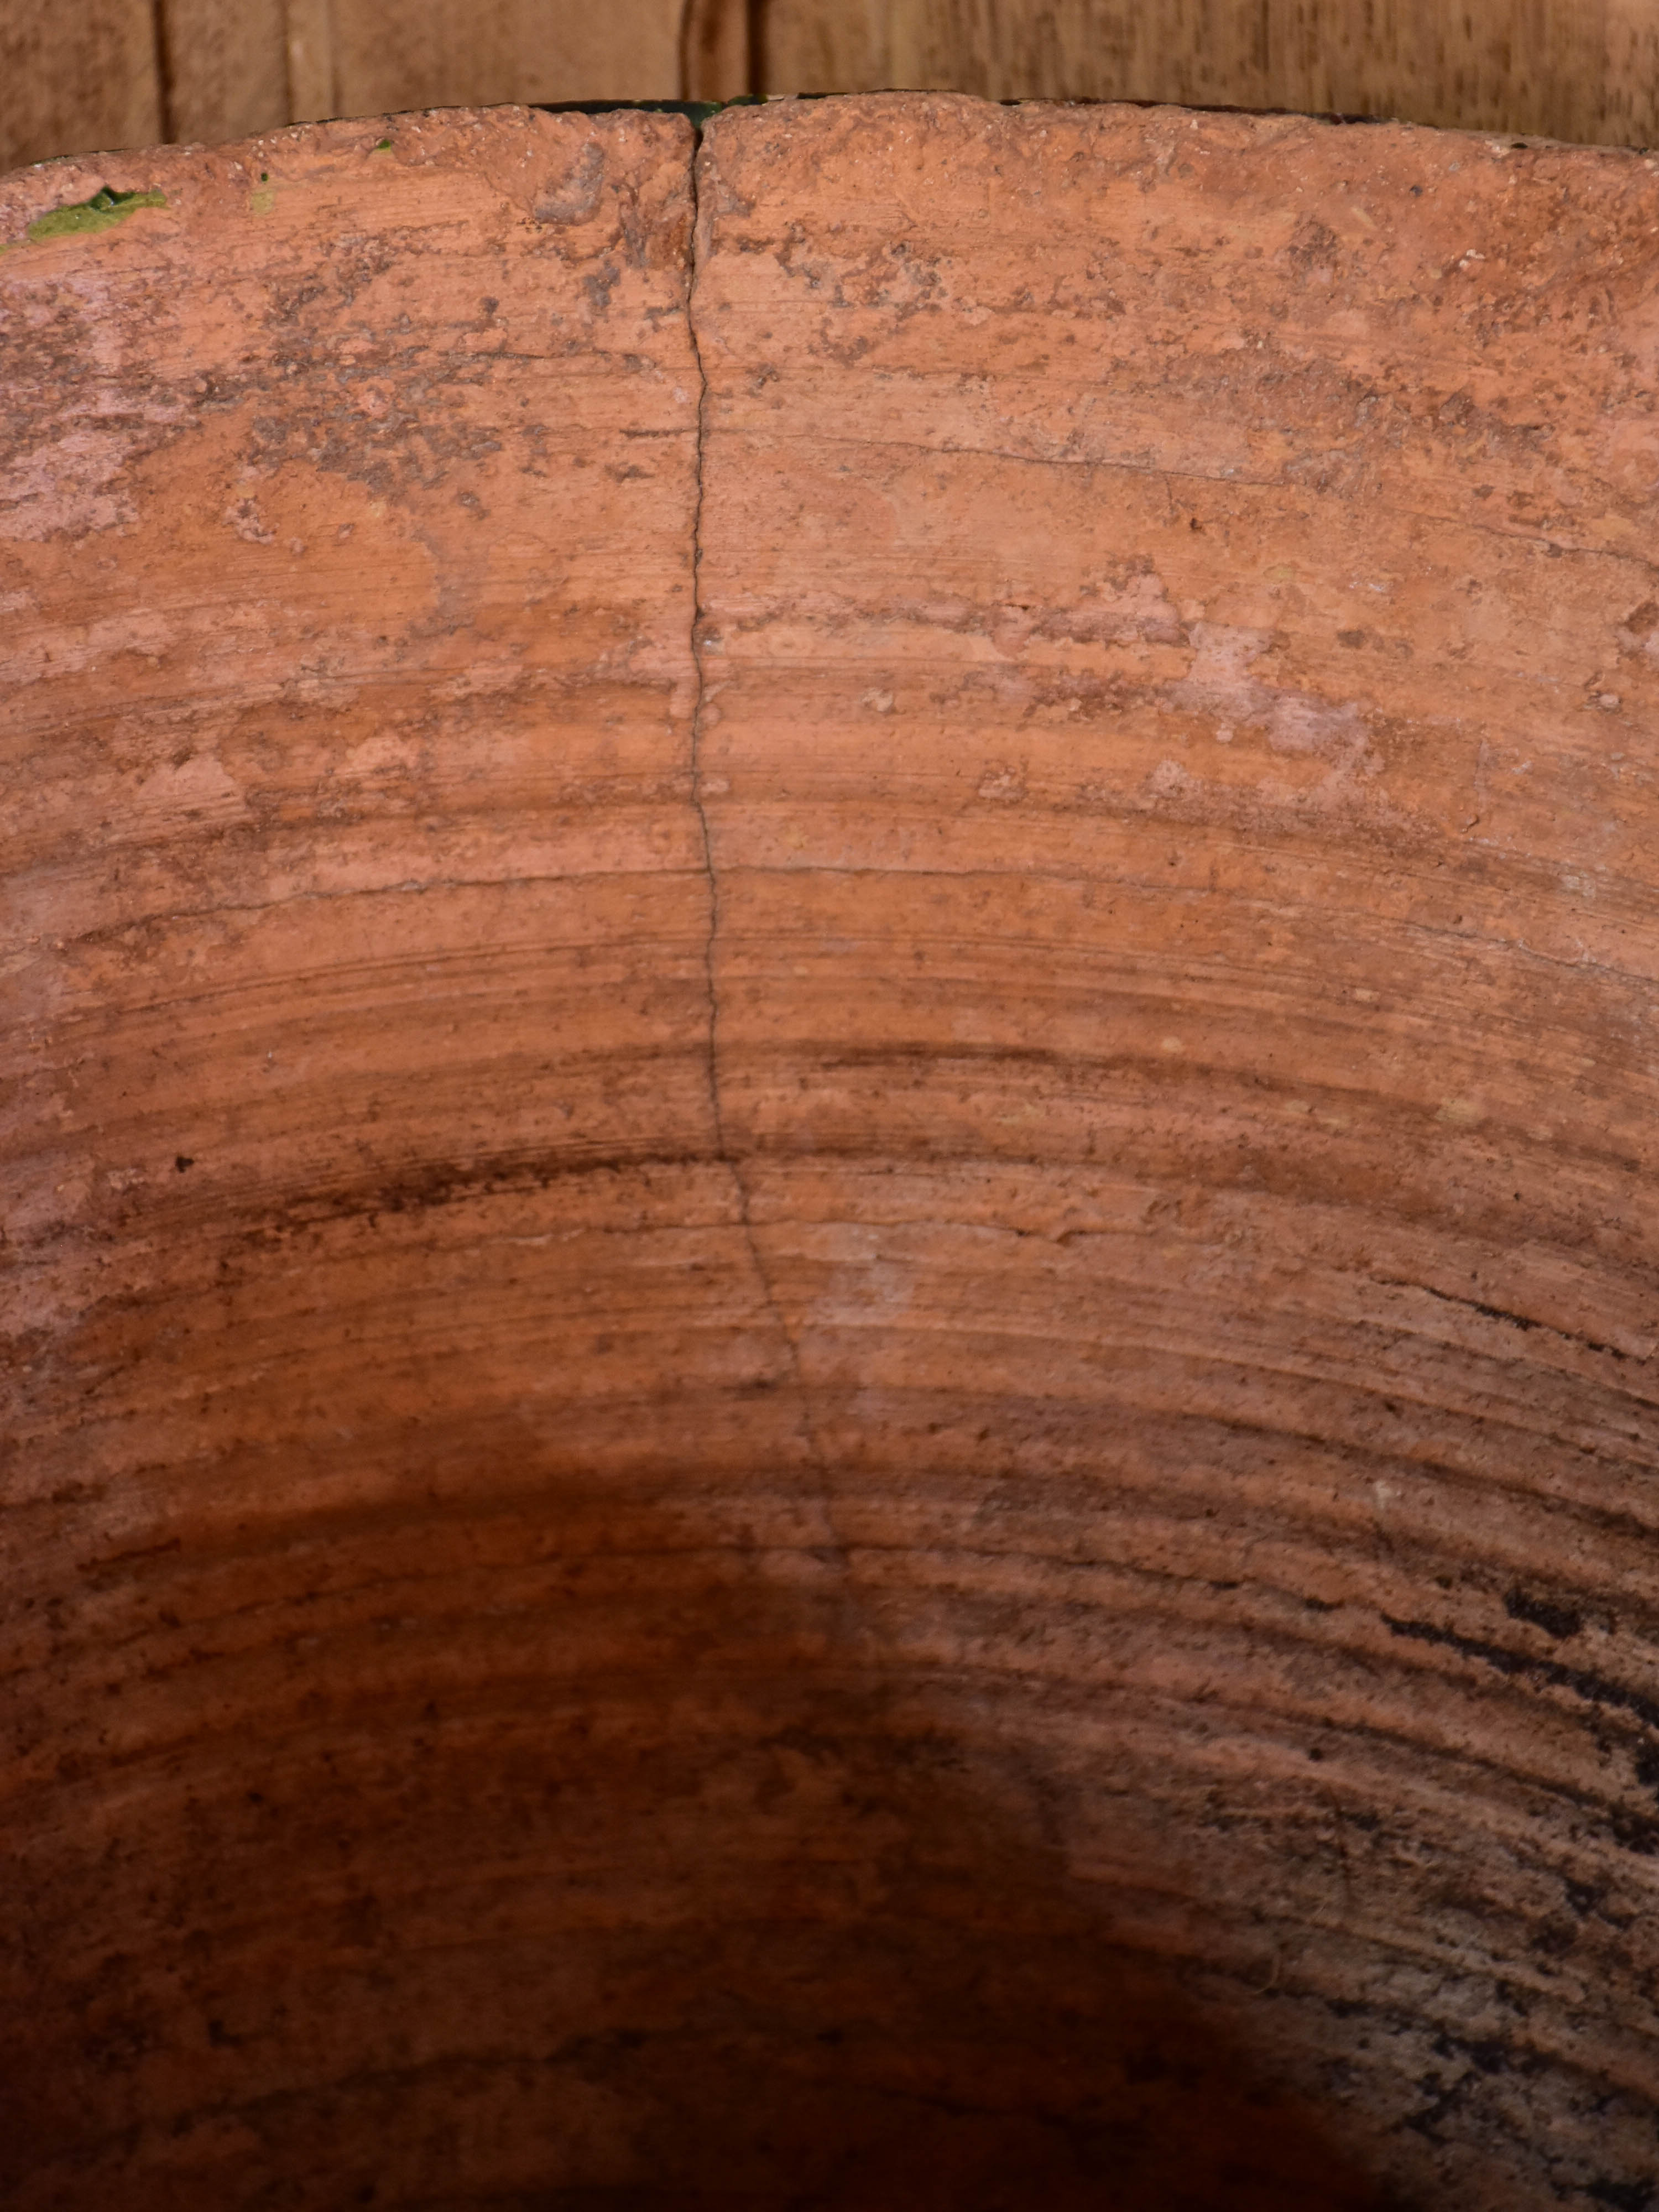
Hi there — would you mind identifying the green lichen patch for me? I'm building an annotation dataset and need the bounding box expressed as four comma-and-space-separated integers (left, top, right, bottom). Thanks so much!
25, 185, 167, 243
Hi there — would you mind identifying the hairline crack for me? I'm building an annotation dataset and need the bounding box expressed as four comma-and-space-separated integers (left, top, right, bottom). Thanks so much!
685, 124, 846, 1561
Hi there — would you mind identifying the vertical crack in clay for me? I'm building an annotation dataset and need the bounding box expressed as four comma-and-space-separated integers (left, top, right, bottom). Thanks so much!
685, 127, 844, 1555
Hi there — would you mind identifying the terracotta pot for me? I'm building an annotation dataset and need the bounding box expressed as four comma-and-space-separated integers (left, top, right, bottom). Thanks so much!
3, 96, 1656, 2210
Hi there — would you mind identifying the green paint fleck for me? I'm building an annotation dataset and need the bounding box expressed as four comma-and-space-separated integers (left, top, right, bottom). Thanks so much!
23, 185, 166, 243
260, 170, 269, 181
372, 138, 393, 151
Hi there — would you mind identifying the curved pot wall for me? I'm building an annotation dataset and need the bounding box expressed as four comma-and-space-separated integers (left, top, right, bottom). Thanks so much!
3, 96, 1657, 2211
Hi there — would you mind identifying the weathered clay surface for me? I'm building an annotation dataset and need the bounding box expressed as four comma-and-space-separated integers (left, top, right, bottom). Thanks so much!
0, 106, 717, 2209
692, 95, 1659, 2211
4, 92, 1659, 2211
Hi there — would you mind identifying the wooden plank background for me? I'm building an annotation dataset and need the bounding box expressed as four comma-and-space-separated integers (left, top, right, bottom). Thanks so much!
3, 1, 1658, 175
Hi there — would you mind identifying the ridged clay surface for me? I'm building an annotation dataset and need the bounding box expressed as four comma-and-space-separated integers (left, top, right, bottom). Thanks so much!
4, 94, 1659, 2210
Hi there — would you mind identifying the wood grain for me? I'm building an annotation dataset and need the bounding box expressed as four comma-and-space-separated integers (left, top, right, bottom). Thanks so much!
328, 0, 682, 117
284, 0, 337, 123
0, 0, 161, 173
159, 0, 289, 144
4, 0, 1659, 172
682, 0, 753, 101
762, 0, 1659, 145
